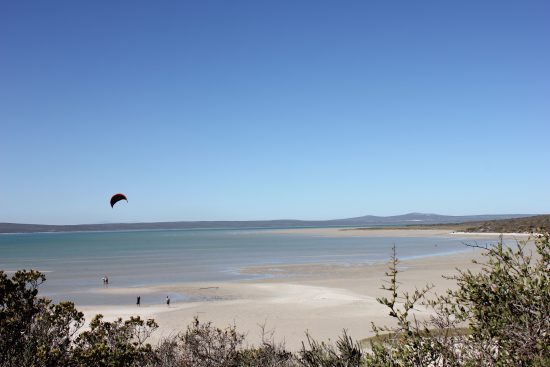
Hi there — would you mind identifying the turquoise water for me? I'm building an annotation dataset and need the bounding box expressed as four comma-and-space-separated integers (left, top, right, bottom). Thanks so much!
0, 229, 488, 305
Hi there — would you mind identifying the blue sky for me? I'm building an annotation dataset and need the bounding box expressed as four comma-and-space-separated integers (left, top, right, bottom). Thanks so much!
1, 1, 549, 224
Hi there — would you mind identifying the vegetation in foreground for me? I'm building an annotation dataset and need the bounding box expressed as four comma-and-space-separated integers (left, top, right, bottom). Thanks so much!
1, 232, 549, 366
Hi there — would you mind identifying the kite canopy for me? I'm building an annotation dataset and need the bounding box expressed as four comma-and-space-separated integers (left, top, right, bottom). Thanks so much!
110, 193, 128, 208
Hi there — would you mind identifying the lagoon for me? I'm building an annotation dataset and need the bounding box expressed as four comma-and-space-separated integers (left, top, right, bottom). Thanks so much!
0, 228, 482, 305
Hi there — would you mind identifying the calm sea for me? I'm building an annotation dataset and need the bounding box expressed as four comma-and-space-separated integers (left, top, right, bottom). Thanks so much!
0, 228, 488, 305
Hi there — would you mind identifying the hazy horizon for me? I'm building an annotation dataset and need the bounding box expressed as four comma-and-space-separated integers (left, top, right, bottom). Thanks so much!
0, 212, 537, 227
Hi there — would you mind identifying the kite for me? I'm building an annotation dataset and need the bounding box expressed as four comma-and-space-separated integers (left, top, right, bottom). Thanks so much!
110, 193, 128, 208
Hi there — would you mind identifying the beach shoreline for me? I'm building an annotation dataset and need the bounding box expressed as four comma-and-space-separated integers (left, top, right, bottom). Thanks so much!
76, 228, 519, 349
258, 226, 532, 239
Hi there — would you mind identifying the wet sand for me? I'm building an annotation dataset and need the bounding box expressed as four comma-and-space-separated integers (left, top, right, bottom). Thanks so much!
79, 229, 529, 349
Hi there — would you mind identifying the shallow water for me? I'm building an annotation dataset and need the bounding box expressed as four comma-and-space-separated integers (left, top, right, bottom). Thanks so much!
0, 228, 493, 305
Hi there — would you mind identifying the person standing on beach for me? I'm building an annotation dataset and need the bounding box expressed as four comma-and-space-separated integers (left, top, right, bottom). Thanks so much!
166, 295, 170, 307
137, 296, 140, 307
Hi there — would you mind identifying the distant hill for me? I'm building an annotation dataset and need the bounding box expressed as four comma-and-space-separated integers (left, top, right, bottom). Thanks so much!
363, 214, 550, 233
0, 213, 534, 234
462, 215, 550, 233
334, 213, 531, 225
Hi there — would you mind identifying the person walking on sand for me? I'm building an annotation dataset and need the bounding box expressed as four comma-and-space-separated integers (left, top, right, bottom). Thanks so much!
137, 296, 141, 307
166, 295, 170, 307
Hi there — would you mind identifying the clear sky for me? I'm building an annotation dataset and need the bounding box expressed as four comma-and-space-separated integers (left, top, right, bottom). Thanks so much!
1, 1, 549, 225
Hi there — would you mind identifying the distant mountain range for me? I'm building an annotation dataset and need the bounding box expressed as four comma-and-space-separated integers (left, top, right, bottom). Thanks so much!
0, 213, 535, 234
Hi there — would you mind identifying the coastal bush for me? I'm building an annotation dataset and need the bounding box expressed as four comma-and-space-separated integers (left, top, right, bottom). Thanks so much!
71, 315, 158, 366
365, 232, 550, 366
179, 317, 244, 367
147, 317, 295, 367
233, 323, 294, 367
297, 331, 362, 367
0, 269, 83, 367
237, 342, 295, 367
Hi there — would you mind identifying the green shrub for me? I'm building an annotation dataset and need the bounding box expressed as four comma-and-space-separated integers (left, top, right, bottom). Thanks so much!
366, 232, 550, 366
0, 270, 83, 367
298, 330, 362, 367
71, 315, 158, 367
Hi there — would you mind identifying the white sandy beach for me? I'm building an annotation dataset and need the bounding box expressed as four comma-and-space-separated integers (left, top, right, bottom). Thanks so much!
261, 227, 532, 239
79, 228, 530, 350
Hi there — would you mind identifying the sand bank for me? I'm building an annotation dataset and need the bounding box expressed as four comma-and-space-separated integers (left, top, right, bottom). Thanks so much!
79, 230, 500, 349
260, 227, 532, 239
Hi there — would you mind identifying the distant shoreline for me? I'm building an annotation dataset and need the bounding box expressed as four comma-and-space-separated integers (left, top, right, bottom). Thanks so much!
0, 225, 536, 237
262, 227, 532, 239
0, 213, 535, 234
0, 224, 386, 236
